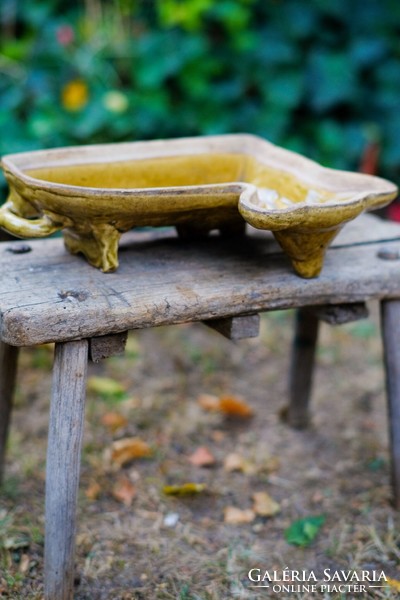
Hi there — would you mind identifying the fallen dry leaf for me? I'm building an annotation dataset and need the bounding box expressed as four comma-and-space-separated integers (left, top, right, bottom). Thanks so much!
223, 452, 278, 476
211, 430, 226, 443
188, 447, 216, 467
223, 452, 256, 475
198, 393, 254, 417
197, 393, 220, 411
224, 506, 255, 524
387, 577, 400, 592
85, 480, 102, 500
3, 536, 29, 551
252, 491, 280, 517
163, 483, 207, 496
87, 376, 126, 398
112, 477, 136, 506
218, 395, 254, 418
101, 411, 128, 432
259, 455, 280, 473
109, 437, 152, 468
224, 452, 244, 472
19, 554, 30, 575
122, 396, 141, 410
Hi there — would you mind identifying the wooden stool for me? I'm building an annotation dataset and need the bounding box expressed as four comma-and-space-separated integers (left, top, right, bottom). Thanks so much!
1, 214, 400, 599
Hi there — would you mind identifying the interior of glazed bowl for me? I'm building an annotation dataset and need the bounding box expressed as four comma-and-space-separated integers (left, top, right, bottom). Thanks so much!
26, 152, 340, 207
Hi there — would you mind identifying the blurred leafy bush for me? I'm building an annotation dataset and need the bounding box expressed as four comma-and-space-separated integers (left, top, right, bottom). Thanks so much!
1, 0, 400, 187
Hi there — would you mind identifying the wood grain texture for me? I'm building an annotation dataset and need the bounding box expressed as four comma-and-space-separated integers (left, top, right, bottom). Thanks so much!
307, 302, 369, 325
89, 331, 128, 362
381, 300, 400, 509
0, 215, 400, 347
0, 342, 19, 484
204, 314, 260, 340
288, 309, 319, 429
44, 340, 88, 600
331, 213, 400, 247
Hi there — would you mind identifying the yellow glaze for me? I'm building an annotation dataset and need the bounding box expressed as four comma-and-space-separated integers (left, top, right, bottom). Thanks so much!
0, 134, 398, 277
26, 153, 338, 207
26, 154, 247, 189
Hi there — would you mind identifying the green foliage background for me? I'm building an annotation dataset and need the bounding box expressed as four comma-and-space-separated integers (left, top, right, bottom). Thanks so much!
1, 0, 400, 186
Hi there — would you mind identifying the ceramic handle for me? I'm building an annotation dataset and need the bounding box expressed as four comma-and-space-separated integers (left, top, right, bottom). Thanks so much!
0, 201, 59, 238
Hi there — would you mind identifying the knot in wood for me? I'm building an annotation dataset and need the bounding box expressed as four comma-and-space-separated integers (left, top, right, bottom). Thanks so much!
58, 289, 89, 302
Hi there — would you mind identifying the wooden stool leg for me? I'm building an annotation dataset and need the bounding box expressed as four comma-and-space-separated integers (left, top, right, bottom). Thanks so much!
0, 342, 19, 485
381, 300, 400, 509
288, 309, 319, 429
44, 340, 88, 600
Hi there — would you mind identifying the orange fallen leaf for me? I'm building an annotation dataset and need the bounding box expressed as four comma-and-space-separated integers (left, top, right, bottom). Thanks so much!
112, 477, 136, 506
101, 412, 128, 432
110, 437, 152, 468
224, 506, 255, 524
197, 393, 220, 411
85, 480, 101, 500
188, 446, 216, 467
218, 395, 253, 418
252, 491, 280, 517
163, 483, 206, 496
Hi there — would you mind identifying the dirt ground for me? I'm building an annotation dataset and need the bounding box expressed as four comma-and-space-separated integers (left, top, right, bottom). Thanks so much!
1, 305, 400, 599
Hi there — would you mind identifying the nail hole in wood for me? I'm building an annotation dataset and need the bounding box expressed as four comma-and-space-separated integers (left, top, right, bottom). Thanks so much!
377, 247, 400, 260
7, 244, 32, 254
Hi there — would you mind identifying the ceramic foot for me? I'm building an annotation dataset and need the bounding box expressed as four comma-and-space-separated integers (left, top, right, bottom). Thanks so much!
273, 227, 341, 278
63, 224, 121, 272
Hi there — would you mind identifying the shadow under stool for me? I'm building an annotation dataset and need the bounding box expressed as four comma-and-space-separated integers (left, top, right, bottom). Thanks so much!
1, 213, 400, 599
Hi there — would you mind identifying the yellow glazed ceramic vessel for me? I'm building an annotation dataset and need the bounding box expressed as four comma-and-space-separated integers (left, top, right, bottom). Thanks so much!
0, 134, 397, 277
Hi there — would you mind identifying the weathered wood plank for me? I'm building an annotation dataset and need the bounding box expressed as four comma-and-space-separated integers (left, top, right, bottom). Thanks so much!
331, 213, 400, 247
204, 314, 260, 340
89, 331, 128, 362
44, 340, 88, 600
0, 342, 19, 484
381, 300, 400, 509
287, 309, 319, 429
306, 302, 369, 325
0, 216, 400, 346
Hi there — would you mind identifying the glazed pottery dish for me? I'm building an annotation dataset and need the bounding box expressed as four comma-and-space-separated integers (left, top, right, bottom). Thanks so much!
1, 134, 397, 277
